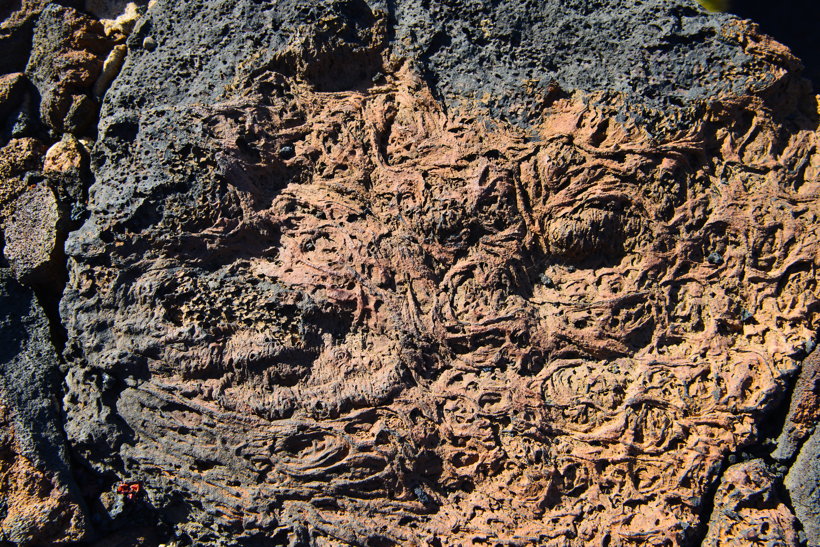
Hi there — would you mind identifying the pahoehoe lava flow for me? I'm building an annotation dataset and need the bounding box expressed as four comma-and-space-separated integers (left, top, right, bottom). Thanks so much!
0, 1, 819, 546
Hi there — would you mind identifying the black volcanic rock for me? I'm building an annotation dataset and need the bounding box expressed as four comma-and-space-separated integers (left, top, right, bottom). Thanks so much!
786, 426, 820, 546
104, 0, 777, 127
0, 268, 87, 543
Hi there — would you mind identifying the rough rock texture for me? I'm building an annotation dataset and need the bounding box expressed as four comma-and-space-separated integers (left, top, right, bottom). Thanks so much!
0, 0, 819, 545
53, 0, 820, 545
0, 1, 138, 544
731, 0, 820, 89
4, 183, 63, 286
779, 347, 820, 547
703, 459, 800, 546
785, 426, 820, 546
383, 0, 759, 124
773, 347, 820, 462
25, 4, 114, 135
43, 133, 89, 174
0, 137, 45, 226
0, 400, 86, 546
0, 73, 27, 124
0, 0, 50, 75
101, 0, 782, 127
0, 269, 87, 545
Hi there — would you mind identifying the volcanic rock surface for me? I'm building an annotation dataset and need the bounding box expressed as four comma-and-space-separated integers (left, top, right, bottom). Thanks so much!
0, 268, 87, 545
0, 0, 819, 546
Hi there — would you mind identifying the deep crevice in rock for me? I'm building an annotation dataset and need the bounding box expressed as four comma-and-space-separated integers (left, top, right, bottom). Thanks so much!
692, 356, 810, 546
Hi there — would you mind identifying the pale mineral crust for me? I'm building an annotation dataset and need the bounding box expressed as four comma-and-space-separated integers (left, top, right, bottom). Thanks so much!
0, 1, 819, 546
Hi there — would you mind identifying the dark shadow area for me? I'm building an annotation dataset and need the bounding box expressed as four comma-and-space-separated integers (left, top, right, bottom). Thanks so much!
731, 0, 820, 89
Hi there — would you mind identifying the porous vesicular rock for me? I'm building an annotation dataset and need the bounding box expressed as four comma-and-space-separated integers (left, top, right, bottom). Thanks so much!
0, 2, 137, 544
773, 347, 820, 462
4, 183, 62, 285
0, 137, 45, 225
0, 0, 50, 75
0, 73, 26, 123
25, 4, 113, 135
0, 268, 88, 544
0, 401, 86, 546
0, 0, 813, 545
43, 133, 87, 174
785, 427, 820, 546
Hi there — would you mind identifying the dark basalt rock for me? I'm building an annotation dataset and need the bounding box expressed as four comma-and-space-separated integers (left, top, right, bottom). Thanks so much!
0, 0, 50, 75
0, 73, 27, 126
54, 0, 820, 544
0, 267, 87, 544
786, 426, 820, 546
25, 3, 112, 135
104, 0, 783, 128
385, 0, 760, 124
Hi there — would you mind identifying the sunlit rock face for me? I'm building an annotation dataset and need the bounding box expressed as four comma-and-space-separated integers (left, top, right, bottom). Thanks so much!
39, 0, 820, 544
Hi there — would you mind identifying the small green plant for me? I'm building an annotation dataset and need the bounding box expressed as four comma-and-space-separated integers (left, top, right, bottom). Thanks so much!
697, 0, 729, 12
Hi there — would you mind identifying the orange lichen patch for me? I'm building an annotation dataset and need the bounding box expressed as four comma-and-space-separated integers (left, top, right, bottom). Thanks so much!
0, 402, 86, 544
88, 52, 820, 544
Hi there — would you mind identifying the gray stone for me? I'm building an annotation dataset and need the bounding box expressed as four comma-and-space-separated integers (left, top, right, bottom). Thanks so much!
0, 267, 88, 542
785, 426, 820, 546
103, 0, 775, 128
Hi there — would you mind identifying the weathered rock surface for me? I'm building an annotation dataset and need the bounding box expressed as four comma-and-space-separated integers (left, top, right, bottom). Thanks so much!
785, 426, 820, 546
52, 0, 820, 545
0, 2, 140, 543
0, 73, 27, 125
0, 0, 50, 75
4, 183, 63, 286
773, 347, 820, 462
0, 268, 87, 545
0, 137, 45, 227
25, 4, 113, 135
0, 0, 818, 545
703, 459, 800, 546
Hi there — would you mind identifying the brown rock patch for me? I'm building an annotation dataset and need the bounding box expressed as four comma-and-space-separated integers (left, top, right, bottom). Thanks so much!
62, 50, 820, 543
0, 400, 86, 545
